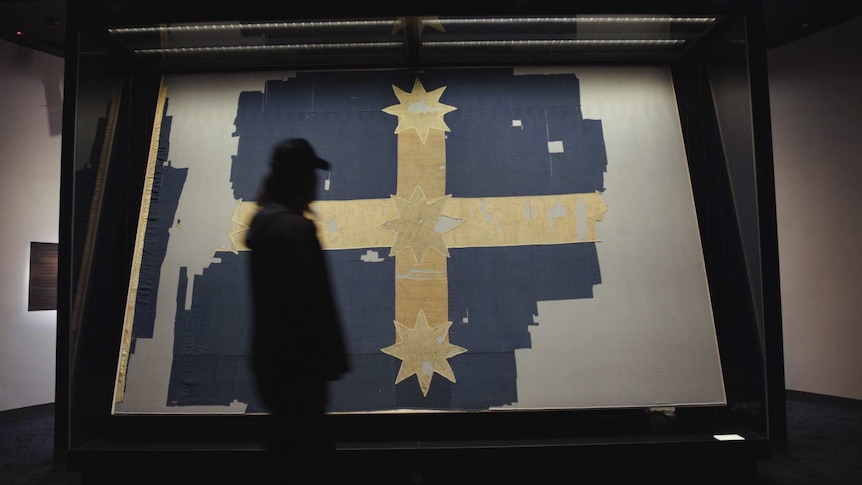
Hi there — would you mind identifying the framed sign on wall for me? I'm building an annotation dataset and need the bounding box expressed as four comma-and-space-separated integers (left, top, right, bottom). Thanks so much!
29, 241, 58, 312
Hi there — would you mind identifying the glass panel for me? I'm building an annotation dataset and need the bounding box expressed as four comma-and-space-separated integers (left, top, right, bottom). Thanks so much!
102, 15, 724, 70
707, 18, 764, 346
70, 31, 126, 372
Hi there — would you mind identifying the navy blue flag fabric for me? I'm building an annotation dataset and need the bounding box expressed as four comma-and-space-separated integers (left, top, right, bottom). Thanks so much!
143, 68, 607, 412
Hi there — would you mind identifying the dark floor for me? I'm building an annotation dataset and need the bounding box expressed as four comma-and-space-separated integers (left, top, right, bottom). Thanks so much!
1, 390, 860, 484
755, 391, 862, 483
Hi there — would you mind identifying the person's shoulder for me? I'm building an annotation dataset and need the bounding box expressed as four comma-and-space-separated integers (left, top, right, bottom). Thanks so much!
262, 205, 317, 236
274, 209, 314, 228
249, 204, 308, 236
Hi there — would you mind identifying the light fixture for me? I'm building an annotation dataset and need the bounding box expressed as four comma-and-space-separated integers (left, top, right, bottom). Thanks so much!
423, 39, 685, 48
423, 16, 717, 26
108, 19, 395, 36
135, 42, 403, 56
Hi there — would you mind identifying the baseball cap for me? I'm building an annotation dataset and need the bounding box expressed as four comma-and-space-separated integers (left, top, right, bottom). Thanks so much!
270, 138, 330, 173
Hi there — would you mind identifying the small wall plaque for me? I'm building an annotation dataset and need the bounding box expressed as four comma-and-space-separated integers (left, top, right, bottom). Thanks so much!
29, 242, 58, 311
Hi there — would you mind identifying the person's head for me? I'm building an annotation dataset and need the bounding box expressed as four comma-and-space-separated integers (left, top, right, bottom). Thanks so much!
259, 138, 329, 209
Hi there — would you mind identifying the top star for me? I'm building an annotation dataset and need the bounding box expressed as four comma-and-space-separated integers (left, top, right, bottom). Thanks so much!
382, 78, 457, 143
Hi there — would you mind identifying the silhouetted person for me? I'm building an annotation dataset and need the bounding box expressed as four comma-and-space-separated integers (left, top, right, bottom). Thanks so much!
245, 138, 349, 484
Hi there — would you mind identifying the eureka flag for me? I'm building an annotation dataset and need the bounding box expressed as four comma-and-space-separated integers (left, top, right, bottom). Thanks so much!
133, 68, 607, 413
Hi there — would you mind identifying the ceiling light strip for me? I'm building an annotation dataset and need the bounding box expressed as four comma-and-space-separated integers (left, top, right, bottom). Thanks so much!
110, 20, 394, 36
134, 42, 403, 55
423, 39, 685, 48
425, 16, 716, 26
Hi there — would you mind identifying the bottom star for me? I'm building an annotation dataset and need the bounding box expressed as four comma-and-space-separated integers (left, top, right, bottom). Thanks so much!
381, 309, 467, 396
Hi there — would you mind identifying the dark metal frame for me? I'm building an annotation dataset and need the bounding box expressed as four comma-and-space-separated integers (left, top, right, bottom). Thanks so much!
56, 1, 785, 481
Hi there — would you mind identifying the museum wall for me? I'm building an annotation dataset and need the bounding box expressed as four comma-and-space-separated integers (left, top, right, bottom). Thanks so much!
0, 38, 64, 412
768, 14, 862, 400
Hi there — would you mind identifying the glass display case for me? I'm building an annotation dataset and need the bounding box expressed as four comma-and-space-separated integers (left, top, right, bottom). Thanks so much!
57, 1, 784, 482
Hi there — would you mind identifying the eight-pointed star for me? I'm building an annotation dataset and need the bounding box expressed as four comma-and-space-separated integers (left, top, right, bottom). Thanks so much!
382, 78, 457, 144
381, 309, 467, 397
379, 185, 462, 262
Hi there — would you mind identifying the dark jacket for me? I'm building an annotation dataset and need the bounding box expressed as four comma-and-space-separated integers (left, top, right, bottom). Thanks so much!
245, 202, 349, 412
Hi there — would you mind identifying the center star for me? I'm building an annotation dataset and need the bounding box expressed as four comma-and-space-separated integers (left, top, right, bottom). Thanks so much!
381, 309, 467, 397
382, 78, 457, 144
379, 185, 462, 263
